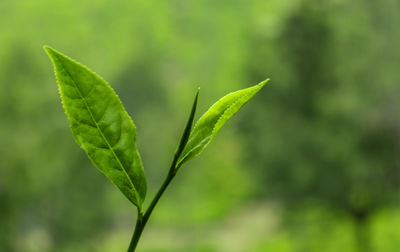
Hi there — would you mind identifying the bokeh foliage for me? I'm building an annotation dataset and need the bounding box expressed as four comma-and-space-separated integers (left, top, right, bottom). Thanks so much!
1, 0, 400, 251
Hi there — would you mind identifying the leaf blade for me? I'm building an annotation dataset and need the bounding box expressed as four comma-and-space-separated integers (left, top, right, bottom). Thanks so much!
44, 46, 146, 208
173, 89, 199, 165
177, 80, 268, 167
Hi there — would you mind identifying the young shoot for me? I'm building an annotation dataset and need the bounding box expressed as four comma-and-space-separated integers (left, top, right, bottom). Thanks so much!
44, 46, 268, 251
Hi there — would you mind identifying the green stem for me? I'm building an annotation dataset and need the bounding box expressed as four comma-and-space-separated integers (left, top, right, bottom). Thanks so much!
126, 88, 197, 251
127, 158, 178, 252
127, 210, 143, 252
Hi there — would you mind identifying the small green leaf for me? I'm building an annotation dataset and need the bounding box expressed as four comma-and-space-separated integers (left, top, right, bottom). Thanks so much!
177, 80, 268, 167
173, 89, 199, 166
44, 46, 146, 209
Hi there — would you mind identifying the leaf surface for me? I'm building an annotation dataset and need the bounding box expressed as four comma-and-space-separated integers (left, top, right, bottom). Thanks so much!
44, 46, 146, 208
177, 80, 268, 167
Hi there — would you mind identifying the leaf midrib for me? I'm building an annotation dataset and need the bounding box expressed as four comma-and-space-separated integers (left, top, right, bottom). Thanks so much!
211, 89, 254, 136
58, 59, 141, 205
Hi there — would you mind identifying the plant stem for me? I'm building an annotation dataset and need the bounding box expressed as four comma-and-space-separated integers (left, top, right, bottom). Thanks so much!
127, 210, 143, 252
127, 89, 196, 251
127, 159, 177, 252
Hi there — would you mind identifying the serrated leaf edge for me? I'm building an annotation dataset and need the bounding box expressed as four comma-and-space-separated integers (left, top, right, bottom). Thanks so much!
44, 46, 145, 207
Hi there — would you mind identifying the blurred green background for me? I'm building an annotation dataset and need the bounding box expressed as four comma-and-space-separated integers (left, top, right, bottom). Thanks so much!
1, 0, 400, 251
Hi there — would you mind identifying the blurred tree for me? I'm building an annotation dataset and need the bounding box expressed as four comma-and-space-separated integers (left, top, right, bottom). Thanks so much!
244, 0, 400, 251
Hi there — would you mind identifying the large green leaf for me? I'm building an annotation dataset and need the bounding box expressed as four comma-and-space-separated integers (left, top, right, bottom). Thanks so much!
176, 80, 268, 168
44, 46, 146, 209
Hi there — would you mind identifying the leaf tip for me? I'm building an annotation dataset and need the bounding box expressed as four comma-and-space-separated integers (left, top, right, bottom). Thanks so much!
259, 78, 270, 88
43, 45, 55, 56
43, 46, 68, 64
43, 46, 63, 65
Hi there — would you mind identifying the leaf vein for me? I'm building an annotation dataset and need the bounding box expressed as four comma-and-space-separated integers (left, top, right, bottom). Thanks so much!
58, 60, 139, 202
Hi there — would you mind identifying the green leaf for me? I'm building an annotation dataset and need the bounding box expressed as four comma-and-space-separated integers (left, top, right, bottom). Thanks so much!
44, 46, 146, 209
173, 89, 199, 166
177, 80, 268, 167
